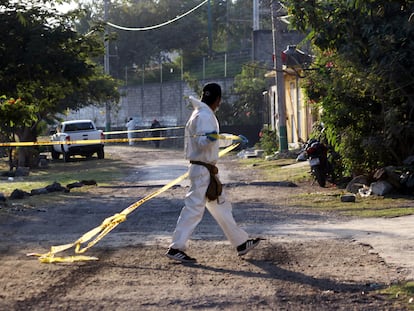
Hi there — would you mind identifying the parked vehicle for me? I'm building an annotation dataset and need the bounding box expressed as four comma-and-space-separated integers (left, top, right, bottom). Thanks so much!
297, 139, 332, 187
50, 120, 104, 162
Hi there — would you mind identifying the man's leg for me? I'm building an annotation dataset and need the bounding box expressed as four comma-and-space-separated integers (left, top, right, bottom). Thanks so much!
169, 165, 209, 250
206, 190, 248, 248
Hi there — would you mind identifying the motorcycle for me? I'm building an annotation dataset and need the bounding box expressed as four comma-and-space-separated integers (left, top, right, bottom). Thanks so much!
297, 139, 333, 187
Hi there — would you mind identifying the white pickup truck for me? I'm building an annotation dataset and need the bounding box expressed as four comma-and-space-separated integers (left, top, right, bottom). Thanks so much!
50, 120, 105, 162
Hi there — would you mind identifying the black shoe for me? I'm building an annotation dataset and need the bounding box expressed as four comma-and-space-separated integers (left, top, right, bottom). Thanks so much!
237, 238, 261, 256
166, 248, 197, 263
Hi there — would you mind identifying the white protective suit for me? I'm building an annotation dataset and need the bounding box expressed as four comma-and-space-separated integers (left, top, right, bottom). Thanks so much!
169, 96, 248, 250
126, 119, 135, 145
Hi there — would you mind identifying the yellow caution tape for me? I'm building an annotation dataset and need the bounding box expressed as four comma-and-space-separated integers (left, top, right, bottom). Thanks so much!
39, 255, 99, 263
27, 142, 240, 263
0, 132, 243, 147
0, 136, 168, 147
103, 126, 184, 135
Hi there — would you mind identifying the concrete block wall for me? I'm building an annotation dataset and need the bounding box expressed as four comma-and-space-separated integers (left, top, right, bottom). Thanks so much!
65, 78, 234, 131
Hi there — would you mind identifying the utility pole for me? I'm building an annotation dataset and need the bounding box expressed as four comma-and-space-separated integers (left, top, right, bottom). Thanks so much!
207, 0, 212, 54
104, 0, 111, 132
271, 1, 288, 151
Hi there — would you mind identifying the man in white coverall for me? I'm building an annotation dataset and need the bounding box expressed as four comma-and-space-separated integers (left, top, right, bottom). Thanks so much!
126, 118, 135, 146
166, 83, 261, 263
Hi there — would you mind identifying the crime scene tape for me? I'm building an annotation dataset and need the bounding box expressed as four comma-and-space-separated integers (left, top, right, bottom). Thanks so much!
26, 142, 240, 263
103, 126, 184, 135
0, 130, 242, 147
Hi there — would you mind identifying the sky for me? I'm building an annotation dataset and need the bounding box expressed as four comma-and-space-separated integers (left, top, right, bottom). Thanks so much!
56, 1, 77, 13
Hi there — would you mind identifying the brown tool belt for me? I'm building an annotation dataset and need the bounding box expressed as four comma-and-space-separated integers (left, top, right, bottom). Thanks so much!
190, 160, 222, 201
190, 161, 218, 174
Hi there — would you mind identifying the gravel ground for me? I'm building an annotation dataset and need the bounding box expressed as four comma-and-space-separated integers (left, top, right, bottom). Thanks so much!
0, 145, 412, 310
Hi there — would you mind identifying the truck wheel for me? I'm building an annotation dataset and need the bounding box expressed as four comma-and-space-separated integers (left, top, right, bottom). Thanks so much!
63, 151, 71, 162
97, 147, 104, 159
51, 149, 60, 160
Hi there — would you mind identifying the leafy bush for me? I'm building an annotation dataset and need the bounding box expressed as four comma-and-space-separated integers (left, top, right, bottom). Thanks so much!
286, 0, 414, 176
258, 128, 279, 155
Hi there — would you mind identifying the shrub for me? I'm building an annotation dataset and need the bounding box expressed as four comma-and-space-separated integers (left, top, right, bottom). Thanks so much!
259, 128, 279, 155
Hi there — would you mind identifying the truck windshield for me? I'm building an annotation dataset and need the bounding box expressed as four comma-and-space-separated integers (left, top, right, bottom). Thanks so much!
64, 122, 94, 132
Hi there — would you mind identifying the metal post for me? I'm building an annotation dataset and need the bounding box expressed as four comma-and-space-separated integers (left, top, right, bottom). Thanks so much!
271, 1, 288, 151
160, 58, 163, 116
180, 52, 183, 124
104, 0, 111, 132
125, 66, 128, 87
253, 0, 259, 31
180, 52, 184, 81
296, 75, 301, 141
224, 53, 227, 78
141, 64, 145, 117
207, 0, 212, 54
203, 57, 206, 80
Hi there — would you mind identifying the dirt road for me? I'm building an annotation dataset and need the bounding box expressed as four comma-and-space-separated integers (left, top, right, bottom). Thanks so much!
0, 145, 412, 310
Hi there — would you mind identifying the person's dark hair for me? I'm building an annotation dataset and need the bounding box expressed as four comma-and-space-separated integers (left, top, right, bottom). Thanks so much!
201, 83, 221, 106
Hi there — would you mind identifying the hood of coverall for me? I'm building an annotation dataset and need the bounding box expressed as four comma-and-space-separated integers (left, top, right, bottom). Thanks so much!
188, 96, 204, 110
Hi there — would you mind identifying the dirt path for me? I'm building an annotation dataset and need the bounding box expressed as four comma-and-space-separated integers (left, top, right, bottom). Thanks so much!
0, 145, 412, 310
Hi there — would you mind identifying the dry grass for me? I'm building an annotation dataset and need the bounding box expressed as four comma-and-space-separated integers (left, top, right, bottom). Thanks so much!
240, 157, 414, 218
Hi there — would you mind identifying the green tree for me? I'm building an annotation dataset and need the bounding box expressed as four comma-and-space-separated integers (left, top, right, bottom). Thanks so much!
78, 0, 260, 80
95, 0, 208, 79
231, 62, 267, 125
285, 0, 414, 175
0, 96, 38, 168
0, 0, 119, 167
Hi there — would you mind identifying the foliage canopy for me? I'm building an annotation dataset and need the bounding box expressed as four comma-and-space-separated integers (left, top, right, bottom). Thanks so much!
285, 0, 414, 175
232, 62, 268, 125
0, 0, 119, 167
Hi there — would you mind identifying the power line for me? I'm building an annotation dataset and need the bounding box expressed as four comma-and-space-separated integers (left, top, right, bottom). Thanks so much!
106, 0, 208, 32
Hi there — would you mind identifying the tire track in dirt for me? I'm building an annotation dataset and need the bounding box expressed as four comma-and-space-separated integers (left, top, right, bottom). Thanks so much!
12, 249, 115, 310
1, 146, 411, 310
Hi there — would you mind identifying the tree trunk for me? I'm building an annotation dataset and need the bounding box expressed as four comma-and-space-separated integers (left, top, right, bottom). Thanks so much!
8, 147, 15, 171
16, 126, 39, 168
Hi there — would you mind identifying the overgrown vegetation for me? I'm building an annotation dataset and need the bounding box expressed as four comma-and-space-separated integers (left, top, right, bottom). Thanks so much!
257, 128, 279, 156
380, 281, 414, 309
290, 192, 414, 218
2, 0, 413, 180
0, 0, 120, 168
241, 157, 414, 218
232, 62, 268, 125
84, 0, 267, 81
240, 157, 309, 183
285, 0, 414, 176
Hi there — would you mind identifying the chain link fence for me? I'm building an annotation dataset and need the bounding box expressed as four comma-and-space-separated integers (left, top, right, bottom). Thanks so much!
123, 50, 252, 87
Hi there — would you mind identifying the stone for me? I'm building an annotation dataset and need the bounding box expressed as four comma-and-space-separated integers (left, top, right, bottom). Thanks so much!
341, 194, 356, 202
9, 189, 30, 200
45, 182, 68, 193
371, 180, 393, 196
31, 188, 49, 196
66, 182, 84, 189
346, 175, 370, 194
